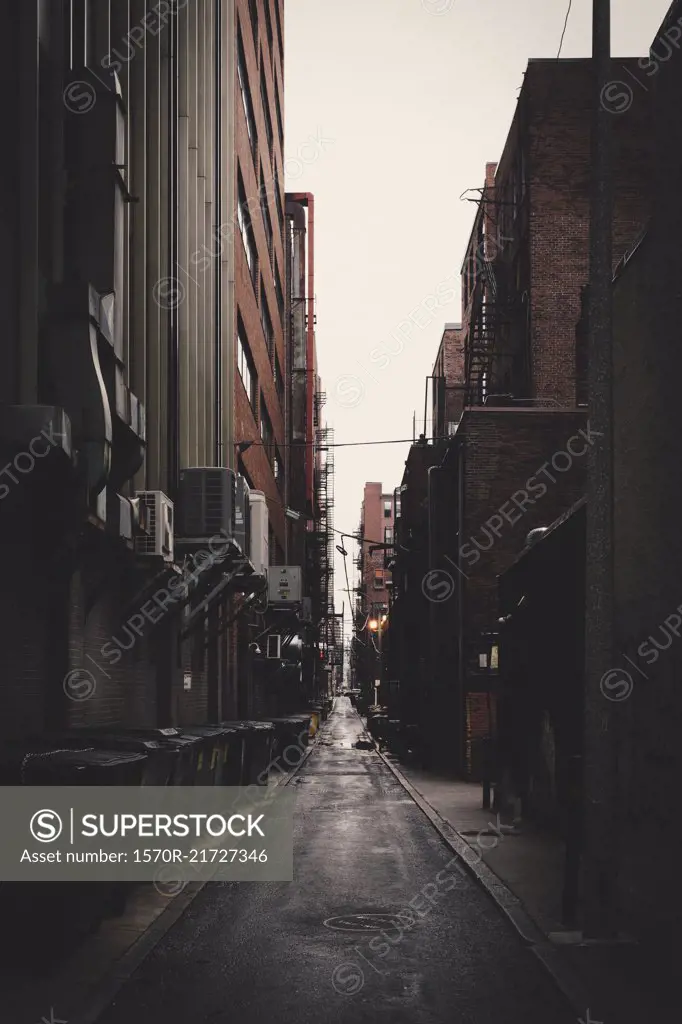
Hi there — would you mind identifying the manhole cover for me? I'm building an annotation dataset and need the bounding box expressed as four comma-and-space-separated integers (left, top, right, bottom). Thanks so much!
323, 913, 398, 932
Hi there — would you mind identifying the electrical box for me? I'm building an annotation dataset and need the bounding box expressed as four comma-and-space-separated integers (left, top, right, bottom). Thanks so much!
268, 566, 302, 604
248, 490, 269, 577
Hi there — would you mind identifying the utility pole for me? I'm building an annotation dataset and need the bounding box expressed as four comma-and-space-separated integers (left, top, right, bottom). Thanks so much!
584, 0, 617, 938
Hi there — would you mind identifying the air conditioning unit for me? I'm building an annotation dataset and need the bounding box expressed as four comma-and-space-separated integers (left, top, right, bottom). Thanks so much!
234, 475, 250, 556
135, 491, 174, 561
177, 467, 236, 543
248, 490, 269, 577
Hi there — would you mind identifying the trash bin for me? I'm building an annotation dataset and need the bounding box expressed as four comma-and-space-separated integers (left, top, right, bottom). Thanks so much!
95, 727, 202, 785
0, 741, 148, 963
221, 721, 274, 785
219, 722, 248, 785
39, 732, 177, 786
180, 725, 233, 786
264, 717, 309, 769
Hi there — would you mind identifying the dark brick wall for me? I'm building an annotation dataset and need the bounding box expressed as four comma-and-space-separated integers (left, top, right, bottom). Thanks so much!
459, 408, 588, 643
491, 59, 653, 405
610, 3, 682, 940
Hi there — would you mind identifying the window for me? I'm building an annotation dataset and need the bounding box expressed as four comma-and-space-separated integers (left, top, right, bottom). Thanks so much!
274, 352, 284, 406
237, 33, 256, 160
264, 0, 274, 58
273, 448, 283, 489
274, 262, 285, 320
237, 324, 256, 408
274, 78, 284, 150
273, 0, 284, 63
260, 283, 273, 357
248, 0, 258, 44
261, 67, 274, 155
383, 499, 392, 519
274, 163, 284, 232
384, 527, 394, 545
237, 176, 257, 283
260, 171, 274, 261
260, 399, 273, 454
373, 570, 385, 590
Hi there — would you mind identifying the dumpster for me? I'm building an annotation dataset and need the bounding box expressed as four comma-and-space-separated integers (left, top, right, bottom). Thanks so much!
92, 727, 202, 785
264, 716, 309, 769
180, 725, 233, 785
39, 731, 177, 786
222, 721, 274, 785
218, 722, 248, 785
0, 741, 148, 963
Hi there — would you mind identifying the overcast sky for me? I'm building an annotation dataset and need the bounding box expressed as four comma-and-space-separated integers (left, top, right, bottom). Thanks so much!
283, 0, 671, 636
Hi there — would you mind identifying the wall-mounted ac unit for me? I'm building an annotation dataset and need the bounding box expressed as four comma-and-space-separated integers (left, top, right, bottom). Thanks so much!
177, 467, 236, 542
135, 491, 174, 562
248, 490, 269, 577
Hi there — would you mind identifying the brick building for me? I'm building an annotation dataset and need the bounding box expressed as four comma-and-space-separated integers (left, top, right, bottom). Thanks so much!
353, 482, 396, 699
0, 1, 320, 740
388, 56, 652, 777
463, 59, 652, 408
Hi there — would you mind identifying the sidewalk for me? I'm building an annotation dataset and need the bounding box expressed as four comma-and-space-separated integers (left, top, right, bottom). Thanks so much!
382, 754, 679, 1024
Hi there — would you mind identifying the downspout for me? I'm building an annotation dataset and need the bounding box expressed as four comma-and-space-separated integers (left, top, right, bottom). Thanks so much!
289, 192, 315, 512
214, 0, 222, 465
305, 197, 315, 511
167, 1, 179, 494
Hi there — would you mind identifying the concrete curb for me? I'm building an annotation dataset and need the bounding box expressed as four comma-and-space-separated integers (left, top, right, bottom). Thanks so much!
71, 720, 328, 1024
370, 733, 592, 1019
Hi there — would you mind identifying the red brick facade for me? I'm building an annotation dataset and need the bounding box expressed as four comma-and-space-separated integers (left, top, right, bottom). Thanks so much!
234, 0, 287, 553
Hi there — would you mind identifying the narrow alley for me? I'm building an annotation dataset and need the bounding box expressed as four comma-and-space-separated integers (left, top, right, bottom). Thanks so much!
93, 699, 575, 1024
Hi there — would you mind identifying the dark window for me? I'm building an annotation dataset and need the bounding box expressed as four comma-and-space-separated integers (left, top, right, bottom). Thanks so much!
248, 0, 258, 45
237, 32, 256, 162
237, 320, 256, 408
260, 282, 274, 357
274, 162, 284, 233
383, 499, 392, 519
238, 174, 257, 285
274, 262, 285, 320
273, 448, 284, 490
274, 78, 284, 150
274, 352, 284, 406
264, 0, 274, 59
260, 169, 274, 262
261, 67, 274, 156
260, 399, 273, 455
273, 1, 284, 63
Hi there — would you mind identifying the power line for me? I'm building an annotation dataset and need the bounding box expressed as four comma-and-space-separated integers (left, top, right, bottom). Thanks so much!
238, 435, 449, 450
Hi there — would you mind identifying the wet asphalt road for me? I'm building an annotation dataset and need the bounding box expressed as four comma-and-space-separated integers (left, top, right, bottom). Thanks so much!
96, 698, 575, 1024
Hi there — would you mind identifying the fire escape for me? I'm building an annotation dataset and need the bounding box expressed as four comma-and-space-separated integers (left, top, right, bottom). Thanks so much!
464, 257, 522, 406
316, 422, 336, 670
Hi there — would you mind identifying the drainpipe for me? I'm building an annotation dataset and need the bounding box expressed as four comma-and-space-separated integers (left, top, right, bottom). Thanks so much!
214, 0, 222, 466
289, 192, 315, 512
